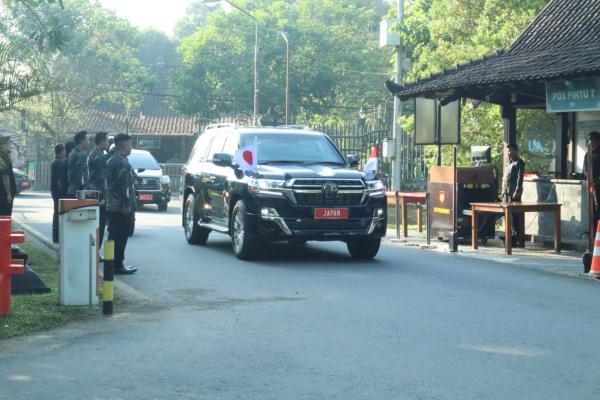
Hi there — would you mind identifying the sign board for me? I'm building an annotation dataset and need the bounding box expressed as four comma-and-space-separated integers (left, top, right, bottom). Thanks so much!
546, 77, 600, 113
415, 98, 461, 145
137, 136, 161, 149
379, 20, 401, 48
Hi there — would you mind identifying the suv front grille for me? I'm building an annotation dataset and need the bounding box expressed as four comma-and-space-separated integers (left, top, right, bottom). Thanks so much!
291, 179, 365, 206
136, 177, 161, 190
294, 192, 363, 206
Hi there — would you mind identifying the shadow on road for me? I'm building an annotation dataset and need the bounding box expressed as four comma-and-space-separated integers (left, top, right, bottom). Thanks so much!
198, 238, 385, 269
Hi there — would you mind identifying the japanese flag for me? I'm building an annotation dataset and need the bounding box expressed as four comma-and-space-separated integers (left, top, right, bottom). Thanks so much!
363, 144, 379, 174
234, 141, 258, 174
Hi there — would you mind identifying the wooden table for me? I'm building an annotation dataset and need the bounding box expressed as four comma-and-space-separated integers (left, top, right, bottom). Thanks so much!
397, 192, 428, 238
470, 202, 562, 255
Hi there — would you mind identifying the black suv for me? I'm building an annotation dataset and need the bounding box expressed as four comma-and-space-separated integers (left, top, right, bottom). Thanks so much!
181, 125, 387, 260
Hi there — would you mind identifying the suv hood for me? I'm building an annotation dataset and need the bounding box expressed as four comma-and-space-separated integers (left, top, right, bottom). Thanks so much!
256, 164, 365, 180
134, 168, 162, 178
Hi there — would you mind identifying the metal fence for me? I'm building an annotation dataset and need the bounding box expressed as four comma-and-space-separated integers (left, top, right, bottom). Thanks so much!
314, 121, 426, 189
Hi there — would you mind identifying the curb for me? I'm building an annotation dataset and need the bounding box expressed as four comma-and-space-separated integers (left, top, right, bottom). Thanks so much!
12, 218, 59, 256
12, 216, 151, 305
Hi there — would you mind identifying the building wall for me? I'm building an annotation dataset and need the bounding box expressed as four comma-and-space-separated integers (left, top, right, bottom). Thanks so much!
522, 178, 588, 240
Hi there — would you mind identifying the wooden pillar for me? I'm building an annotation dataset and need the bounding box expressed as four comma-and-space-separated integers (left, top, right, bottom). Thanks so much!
501, 105, 517, 164
555, 112, 569, 179
180, 136, 187, 162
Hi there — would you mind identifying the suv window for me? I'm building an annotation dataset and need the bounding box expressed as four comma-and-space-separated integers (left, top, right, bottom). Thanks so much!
189, 133, 213, 163
206, 136, 227, 161
223, 135, 238, 155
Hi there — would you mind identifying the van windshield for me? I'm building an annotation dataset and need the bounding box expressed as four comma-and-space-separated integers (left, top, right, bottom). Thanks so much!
128, 151, 160, 170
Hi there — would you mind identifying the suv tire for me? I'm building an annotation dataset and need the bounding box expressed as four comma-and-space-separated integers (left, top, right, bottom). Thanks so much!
184, 194, 209, 245
231, 200, 258, 260
347, 236, 381, 260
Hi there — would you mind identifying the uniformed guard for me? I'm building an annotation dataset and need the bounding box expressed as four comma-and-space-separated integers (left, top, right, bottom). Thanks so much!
584, 131, 600, 233
50, 144, 67, 243
502, 143, 526, 247
68, 131, 90, 197
87, 132, 110, 246
106, 133, 137, 275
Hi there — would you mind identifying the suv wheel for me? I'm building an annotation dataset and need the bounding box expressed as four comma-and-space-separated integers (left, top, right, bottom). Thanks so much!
158, 200, 168, 211
347, 236, 381, 260
231, 200, 258, 260
184, 194, 209, 245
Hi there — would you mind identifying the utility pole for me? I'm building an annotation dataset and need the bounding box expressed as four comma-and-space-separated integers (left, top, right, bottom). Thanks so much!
392, 0, 404, 191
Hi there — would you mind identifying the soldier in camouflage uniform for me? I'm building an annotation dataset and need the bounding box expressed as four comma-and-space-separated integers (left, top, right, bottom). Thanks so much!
68, 131, 90, 196
106, 133, 137, 274
87, 132, 110, 247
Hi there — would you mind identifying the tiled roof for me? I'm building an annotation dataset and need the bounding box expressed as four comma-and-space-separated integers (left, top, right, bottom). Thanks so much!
75, 107, 199, 136
387, 0, 600, 104
72, 65, 199, 136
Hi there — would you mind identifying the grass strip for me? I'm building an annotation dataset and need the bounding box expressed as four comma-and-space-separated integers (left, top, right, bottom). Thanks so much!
0, 242, 97, 339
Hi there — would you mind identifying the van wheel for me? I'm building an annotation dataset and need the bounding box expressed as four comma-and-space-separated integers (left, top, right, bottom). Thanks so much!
184, 194, 209, 245
347, 236, 381, 260
158, 200, 168, 211
231, 200, 258, 260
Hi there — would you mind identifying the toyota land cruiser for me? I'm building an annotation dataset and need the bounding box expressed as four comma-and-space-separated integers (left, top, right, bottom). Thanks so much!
181, 125, 387, 260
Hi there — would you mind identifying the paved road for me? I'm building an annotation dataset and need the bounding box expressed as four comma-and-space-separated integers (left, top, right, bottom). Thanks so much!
2, 192, 600, 399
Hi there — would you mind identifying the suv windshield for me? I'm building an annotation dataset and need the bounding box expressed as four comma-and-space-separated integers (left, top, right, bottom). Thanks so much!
240, 133, 345, 165
128, 151, 160, 170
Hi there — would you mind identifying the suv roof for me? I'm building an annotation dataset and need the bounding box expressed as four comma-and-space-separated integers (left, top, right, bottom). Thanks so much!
203, 125, 321, 136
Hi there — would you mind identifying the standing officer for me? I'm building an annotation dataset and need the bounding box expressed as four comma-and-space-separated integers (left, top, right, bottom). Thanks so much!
87, 132, 110, 247
502, 143, 526, 247
584, 131, 600, 234
106, 133, 137, 274
68, 131, 89, 197
50, 144, 67, 243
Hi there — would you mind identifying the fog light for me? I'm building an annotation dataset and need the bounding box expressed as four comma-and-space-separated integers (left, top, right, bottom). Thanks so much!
261, 207, 279, 217
377, 209, 384, 217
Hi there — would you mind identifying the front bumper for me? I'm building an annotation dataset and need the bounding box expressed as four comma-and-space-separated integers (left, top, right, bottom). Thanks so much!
247, 194, 387, 241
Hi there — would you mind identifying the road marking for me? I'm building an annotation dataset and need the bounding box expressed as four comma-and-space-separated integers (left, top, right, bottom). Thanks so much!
460, 344, 545, 357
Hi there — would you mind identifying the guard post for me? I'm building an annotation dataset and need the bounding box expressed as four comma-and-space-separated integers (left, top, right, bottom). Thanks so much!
103, 240, 114, 315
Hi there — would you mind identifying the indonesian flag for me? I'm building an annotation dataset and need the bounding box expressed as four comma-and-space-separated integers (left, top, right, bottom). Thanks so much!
363, 144, 379, 174
234, 141, 258, 174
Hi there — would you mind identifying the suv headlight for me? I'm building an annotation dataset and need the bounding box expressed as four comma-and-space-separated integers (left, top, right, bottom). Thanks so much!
160, 175, 171, 185
248, 179, 286, 195
366, 180, 386, 196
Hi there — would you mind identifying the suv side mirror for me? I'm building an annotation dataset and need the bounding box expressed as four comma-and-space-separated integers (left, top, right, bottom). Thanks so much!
212, 153, 233, 167
347, 155, 359, 168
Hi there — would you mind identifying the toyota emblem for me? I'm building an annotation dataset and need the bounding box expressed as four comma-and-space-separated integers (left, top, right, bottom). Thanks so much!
322, 182, 338, 199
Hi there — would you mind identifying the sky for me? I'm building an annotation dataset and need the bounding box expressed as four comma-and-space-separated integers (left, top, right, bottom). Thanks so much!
99, 0, 193, 36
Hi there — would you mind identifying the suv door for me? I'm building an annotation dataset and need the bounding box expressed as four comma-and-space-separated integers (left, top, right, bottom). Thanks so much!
204, 135, 228, 223
210, 134, 239, 222
183, 133, 212, 221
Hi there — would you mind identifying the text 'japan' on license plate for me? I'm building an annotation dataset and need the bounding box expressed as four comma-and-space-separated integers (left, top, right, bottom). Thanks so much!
314, 208, 349, 220
139, 194, 153, 201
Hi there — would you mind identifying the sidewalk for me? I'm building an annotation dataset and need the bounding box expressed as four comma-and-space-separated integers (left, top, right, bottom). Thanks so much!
385, 229, 590, 281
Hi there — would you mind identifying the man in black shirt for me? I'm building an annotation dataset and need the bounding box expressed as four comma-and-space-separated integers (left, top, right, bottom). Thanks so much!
584, 131, 600, 236
68, 131, 89, 197
502, 143, 526, 247
87, 132, 110, 247
106, 133, 137, 274
50, 144, 67, 243
0, 137, 16, 217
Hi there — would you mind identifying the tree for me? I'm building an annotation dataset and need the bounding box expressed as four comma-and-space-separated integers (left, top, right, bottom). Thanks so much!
171, 0, 392, 123
398, 0, 551, 170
